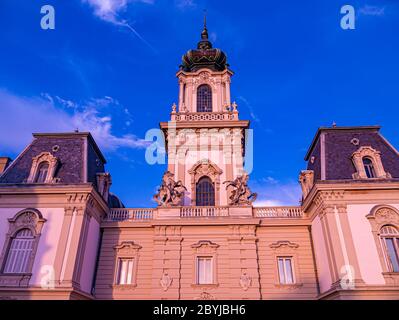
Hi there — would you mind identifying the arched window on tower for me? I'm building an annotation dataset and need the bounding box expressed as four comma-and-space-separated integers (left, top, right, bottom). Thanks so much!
35, 162, 49, 183
196, 176, 215, 206
363, 157, 376, 178
380, 225, 399, 272
197, 84, 212, 112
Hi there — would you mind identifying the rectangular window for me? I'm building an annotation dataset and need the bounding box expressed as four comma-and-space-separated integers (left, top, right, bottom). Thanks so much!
196, 257, 213, 284
277, 257, 295, 284
116, 258, 134, 285
385, 238, 399, 272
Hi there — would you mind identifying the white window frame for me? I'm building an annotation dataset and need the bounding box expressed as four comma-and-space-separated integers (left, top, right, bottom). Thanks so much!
277, 256, 295, 285
196, 256, 214, 285
116, 258, 135, 285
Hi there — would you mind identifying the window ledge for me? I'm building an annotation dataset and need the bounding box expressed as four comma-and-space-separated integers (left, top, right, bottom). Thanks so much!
111, 284, 137, 291
191, 283, 219, 289
274, 283, 303, 290
0, 274, 32, 287
382, 272, 399, 286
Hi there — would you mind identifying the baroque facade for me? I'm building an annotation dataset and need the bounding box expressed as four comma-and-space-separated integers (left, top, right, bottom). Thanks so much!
0, 24, 399, 300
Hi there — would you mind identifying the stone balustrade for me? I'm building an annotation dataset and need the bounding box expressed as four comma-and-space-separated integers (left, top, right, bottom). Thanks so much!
171, 111, 238, 122
105, 206, 303, 222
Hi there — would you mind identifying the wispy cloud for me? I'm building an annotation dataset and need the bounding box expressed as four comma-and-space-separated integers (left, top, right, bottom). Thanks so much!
0, 89, 148, 154
81, 0, 156, 52
237, 96, 260, 123
175, 0, 196, 10
359, 5, 385, 16
250, 177, 301, 207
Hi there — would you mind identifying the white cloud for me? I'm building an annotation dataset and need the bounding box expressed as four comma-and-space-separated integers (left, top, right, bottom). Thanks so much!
359, 5, 385, 16
175, 0, 196, 10
81, 0, 156, 52
0, 89, 148, 154
250, 177, 302, 207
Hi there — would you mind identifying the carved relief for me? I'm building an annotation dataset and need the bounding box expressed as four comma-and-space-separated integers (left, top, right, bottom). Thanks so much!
224, 173, 257, 206
299, 170, 314, 199
196, 292, 215, 300
352, 146, 391, 179
269, 241, 299, 251
153, 171, 187, 207
26, 152, 59, 183
160, 272, 173, 291
239, 273, 252, 291
191, 240, 219, 253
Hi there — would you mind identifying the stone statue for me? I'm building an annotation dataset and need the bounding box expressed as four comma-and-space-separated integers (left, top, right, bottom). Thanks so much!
153, 171, 187, 207
224, 173, 257, 206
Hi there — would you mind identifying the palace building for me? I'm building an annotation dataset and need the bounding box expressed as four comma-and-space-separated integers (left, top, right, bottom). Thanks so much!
0, 23, 399, 300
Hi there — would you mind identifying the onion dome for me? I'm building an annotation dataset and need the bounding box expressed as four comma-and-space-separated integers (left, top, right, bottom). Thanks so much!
180, 16, 228, 72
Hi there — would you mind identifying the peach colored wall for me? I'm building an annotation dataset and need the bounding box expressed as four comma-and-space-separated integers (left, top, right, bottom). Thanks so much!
95, 223, 318, 300
79, 217, 100, 294
0, 208, 64, 286
311, 215, 332, 293
346, 204, 399, 285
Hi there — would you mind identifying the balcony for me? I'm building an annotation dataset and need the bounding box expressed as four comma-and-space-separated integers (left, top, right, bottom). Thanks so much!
171, 111, 238, 122
105, 206, 304, 222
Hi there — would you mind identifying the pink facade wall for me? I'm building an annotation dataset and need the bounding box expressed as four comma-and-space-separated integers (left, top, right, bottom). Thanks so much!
346, 204, 399, 285
79, 217, 100, 294
311, 215, 332, 293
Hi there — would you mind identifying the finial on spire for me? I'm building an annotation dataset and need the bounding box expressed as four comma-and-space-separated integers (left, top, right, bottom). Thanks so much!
201, 9, 208, 40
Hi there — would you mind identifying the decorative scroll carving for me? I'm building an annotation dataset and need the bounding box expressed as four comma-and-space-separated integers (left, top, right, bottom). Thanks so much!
299, 170, 314, 199
153, 171, 187, 207
269, 241, 299, 250
196, 292, 215, 300
224, 173, 257, 206
239, 273, 252, 291
160, 272, 173, 291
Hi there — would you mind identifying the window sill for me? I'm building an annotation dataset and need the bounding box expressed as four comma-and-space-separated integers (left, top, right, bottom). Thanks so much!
111, 284, 137, 291
0, 274, 32, 287
382, 272, 399, 286
274, 283, 303, 290
191, 283, 219, 289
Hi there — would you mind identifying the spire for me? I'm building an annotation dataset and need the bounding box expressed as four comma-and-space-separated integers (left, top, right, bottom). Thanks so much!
201, 10, 208, 40
197, 10, 212, 50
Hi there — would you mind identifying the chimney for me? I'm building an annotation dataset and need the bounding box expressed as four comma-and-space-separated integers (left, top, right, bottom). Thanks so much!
0, 157, 12, 174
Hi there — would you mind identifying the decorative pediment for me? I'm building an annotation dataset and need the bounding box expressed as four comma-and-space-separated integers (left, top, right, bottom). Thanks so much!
367, 206, 399, 226
114, 241, 142, 255
188, 159, 223, 183
269, 241, 299, 250
191, 240, 219, 254
7, 209, 46, 236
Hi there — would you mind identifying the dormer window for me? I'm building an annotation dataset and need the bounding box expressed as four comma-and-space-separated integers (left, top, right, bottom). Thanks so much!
363, 157, 376, 178
351, 146, 391, 180
35, 162, 49, 183
26, 152, 59, 184
197, 84, 212, 112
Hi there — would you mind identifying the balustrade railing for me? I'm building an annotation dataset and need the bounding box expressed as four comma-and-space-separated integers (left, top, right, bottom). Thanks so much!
106, 208, 154, 221
253, 206, 303, 218
105, 206, 303, 221
180, 206, 229, 218
171, 111, 238, 122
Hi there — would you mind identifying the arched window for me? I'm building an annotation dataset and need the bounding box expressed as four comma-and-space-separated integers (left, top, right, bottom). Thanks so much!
197, 84, 212, 112
363, 157, 376, 178
3, 229, 34, 274
380, 225, 399, 272
35, 162, 49, 183
196, 177, 215, 206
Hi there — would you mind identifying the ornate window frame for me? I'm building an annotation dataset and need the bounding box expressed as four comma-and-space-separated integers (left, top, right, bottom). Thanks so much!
112, 241, 141, 290
269, 241, 303, 289
351, 146, 391, 179
191, 240, 219, 287
0, 209, 46, 287
188, 159, 223, 206
27, 152, 59, 183
367, 205, 399, 285
299, 170, 314, 199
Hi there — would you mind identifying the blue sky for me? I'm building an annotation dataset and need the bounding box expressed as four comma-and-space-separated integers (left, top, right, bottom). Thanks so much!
0, 0, 398, 207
